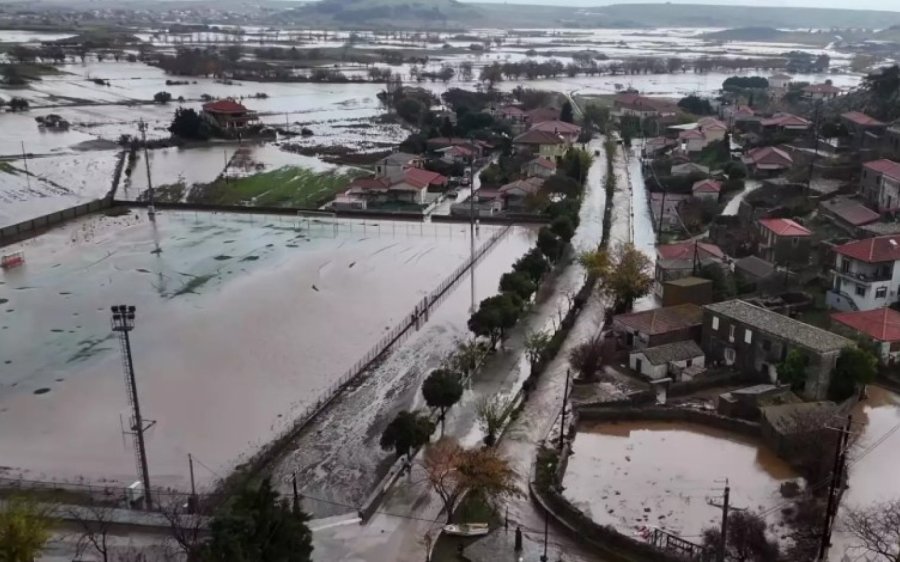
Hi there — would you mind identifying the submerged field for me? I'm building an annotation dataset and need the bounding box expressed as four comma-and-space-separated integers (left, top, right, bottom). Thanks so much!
0, 210, 516, 490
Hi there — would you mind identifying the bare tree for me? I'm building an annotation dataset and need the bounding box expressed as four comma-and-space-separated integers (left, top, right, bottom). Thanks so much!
159, 502, 209, 561
843, 500, 900, 561
475, 395, 508, 446
568, 335, 607, 380
68, 503, 118, 562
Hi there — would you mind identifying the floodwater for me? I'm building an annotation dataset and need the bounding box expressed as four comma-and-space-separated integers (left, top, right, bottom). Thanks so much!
563, 420, 800, 539
831, 386, 900, 560
0, 210, 512, 489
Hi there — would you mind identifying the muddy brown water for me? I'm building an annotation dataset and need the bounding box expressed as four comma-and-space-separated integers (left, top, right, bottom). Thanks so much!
563, 420, 800, 539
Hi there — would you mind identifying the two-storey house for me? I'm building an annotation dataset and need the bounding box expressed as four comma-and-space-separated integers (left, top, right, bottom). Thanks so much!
756, 218, 812, 266
860, 159, 900, 213
703, 300, 851, 400
827, 234, 900, 311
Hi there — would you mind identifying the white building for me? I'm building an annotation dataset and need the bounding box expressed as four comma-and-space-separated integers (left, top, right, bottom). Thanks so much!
629, 340, 705, 380
827, 234, 900, 311
769, 73, 793, 90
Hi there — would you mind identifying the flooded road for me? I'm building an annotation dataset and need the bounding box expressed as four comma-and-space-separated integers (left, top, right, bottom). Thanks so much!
563, 420, 799, 539
0, 210, 518, 490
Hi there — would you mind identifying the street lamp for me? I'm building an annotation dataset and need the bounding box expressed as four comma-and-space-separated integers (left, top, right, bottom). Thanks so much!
111, 305, 153, 509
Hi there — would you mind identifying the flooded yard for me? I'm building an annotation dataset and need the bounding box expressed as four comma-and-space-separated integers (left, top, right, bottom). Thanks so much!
563, 420, 800, 539
0, 210, 514, 490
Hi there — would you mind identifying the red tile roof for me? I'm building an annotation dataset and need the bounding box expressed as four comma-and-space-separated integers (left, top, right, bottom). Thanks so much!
202, 99, 248, 113
403, 167, 447, 189
744, 146, 793, 169
514, 129, 566, 145
526, 107, 561, 124
698, 117, 727, 130
531, 157, 557, 170
834, 234, 900, 263
349, 177, 390, 190
842, 111, 885, 127
679, 129, 705, 140
692, 179, 722, 193
831, 308, 900, 342
760, 113, 810, 128
864, 159, 900, 182
758, 218, 811, 237
657, 240, 725, 261
531, 120, 582, 135
613, 304, 704, 336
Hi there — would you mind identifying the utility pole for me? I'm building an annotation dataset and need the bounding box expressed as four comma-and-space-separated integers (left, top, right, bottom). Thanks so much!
718, 480, 730, 562
818, 415, 852, 561
806, 100, 821, 196
541, 506, 549, 562
188, 453, 197, 507
138, 120, 156, 221
469, 150, 477, 314
20, 141, 30, 191
292, 472, 301, 515
558, 369, 570, 452
111, 305, 153, 509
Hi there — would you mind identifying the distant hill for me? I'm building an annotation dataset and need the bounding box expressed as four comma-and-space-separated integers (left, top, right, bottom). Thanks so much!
280, 0, 481, 28
700, 26, 837, 46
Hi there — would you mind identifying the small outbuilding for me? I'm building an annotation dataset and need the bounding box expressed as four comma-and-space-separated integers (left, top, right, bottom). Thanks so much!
629, 340, 705, 381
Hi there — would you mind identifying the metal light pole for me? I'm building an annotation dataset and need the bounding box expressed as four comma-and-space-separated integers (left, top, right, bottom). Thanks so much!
559, 369, 571, 452
111, 305, 153, 509
138, 120, 156, 221
469, 151, 477, 313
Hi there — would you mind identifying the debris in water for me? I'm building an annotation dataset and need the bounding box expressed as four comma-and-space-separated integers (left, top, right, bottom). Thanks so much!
34, 388, 51, 395
312, 285, 319, 292
214, 255, 232, 261
348, 262, 356, 268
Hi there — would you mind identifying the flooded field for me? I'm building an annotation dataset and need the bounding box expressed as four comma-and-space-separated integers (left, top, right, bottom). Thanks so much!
0, 210, 518, 490
563, 420, 800, 539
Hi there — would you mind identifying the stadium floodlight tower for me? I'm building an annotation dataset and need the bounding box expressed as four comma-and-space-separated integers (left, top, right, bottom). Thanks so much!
111, 305, 153, 509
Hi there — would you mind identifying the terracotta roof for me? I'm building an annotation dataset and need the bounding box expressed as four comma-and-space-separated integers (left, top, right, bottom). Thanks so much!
526, 107, 561, 124
613, 304, 704, 336
692, 179, 722, 193
498, 105, 526, 118
657, 240, 725, 261
842, 111, 885, 127
514, 129, 566, 145
863, 159, 900, 182
679, 129, 705, 140
832, 308, 900, 342
403, 167, 447, 189
804, 83, 842, 94
698, 117, 727, 130
834, 234, 900, 263
743, 146, 793, 169
202, 99, 249, 113
614, 93, 678, 113
531, 120, 582, 135
530, 157, 557, 170
820, 198, 880, 227
349, 176, 390, 191
758, 218, 812, 237
760, 113, 810, 128
499, 178, 543, 195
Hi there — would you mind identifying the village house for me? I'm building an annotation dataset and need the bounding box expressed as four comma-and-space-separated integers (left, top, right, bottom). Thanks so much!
650, 192, 690, 232
530, 120, 582, 144
612, 303, 704, 350
723, 105, 756, 127
437, 144, 477, 165
494, 105, 528, 132
827, 234, 900, 312
698, 116, 728, 143
819, 197, 881, 235
841, 111, 886, 150
498, 177, 544, 212
759, 113, 811, 134
692, 179, 722, 202
513, 129, 569, 159
742, 146, 794, 177
643, 136, 678, 158
831, 307, 900, 365
339, 153, 447, 209
655, 240, 727, 294
522, 156, 556, 179
678, 129, 707, 153
661, 276, 714, 307
702, 300, 852, 400
883, 125, 900, 159
761, 401, 836, 458
803, 82, 843, 101
629, 340, 705, 381
525, 107, 560, 126
769, 73, 793, 90
426, 137, 486, 158
612, 93, 679, 119
860, 159, 900, 213
201, 99, 258, 131
734, 255, 781, 294
756, 218, 812, 266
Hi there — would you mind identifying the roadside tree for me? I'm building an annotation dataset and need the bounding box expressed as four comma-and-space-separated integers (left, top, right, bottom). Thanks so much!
512, 248, 550, 283
844, 499, 900, 562
499, 271, 537, 301
422, 369, 464, 435
421, 438, 519, 523
380, 410, 435, 461
568, 335, 606, 380
524, 330, 553, 376
207, 478, 313, 562
701, 510, 779, 562
536, 227, 564, 263
468, 293, 522, 348
595, 242, 653, 313
0, 497, 52, 562
475, 396, 508, 446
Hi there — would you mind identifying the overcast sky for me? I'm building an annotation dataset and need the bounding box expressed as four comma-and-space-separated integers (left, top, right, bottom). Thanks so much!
467, 0, 899, 12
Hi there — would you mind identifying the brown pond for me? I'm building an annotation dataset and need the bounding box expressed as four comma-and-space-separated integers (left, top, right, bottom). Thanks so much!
563, 420, 800, 540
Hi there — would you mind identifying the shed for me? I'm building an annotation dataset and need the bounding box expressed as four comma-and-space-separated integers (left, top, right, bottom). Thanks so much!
662, 276, 714, 307
630, 340, 705, 380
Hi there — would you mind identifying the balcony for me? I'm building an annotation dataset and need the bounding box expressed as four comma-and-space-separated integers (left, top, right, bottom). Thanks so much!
834, 268, 892, 284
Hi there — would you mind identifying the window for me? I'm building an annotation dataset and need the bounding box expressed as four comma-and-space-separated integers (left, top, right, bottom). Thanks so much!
728, 324, 736, 342
877, 287, 888, 299
712, 316, 719, 331
841, 260, 850, 273
686, 359, 693, 367
762, 339, 771, 351
856, 285, 867, 297
744, 329, 753, 344
792, 237, 800, 247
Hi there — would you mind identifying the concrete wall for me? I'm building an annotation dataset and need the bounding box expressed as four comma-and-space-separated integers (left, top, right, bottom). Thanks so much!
0, 199, 112, 248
